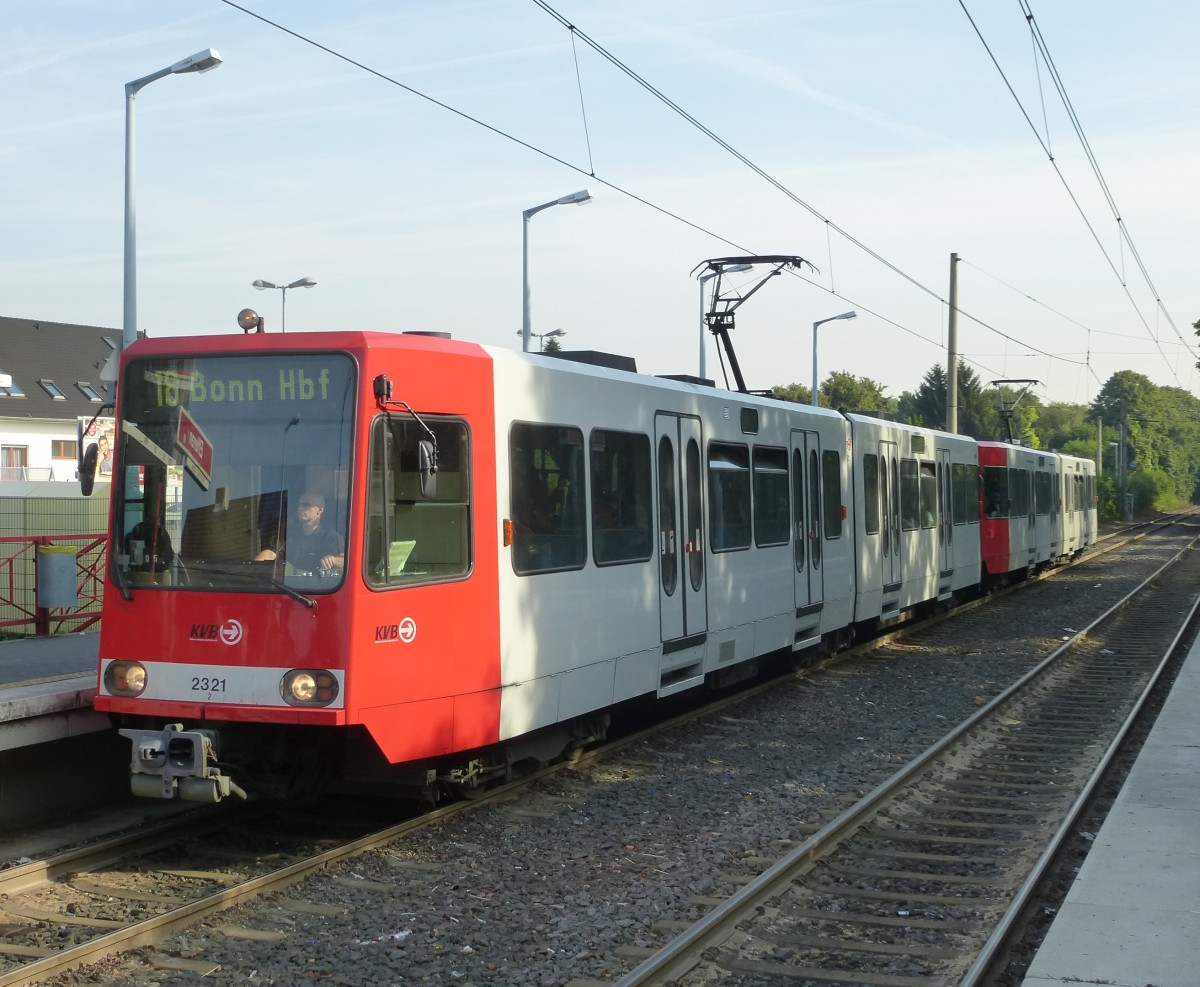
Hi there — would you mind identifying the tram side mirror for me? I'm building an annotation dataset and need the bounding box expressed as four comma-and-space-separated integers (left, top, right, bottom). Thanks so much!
79, 443, 99, 497
418, 438, 437, 500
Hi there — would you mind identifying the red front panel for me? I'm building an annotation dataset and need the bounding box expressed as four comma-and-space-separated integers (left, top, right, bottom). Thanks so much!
346, 338, 501, 762
97, 331, 502, 766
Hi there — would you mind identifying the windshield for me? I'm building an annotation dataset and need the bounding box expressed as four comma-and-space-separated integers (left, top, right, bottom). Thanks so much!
114, 352, 355, 593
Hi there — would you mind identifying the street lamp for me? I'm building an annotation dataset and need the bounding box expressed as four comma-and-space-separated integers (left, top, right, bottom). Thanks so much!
521, 189, 592, 353
123, 48, 223, 351
515, 328, 567, 352
697, 263, 751, 380
252, 277, 317, 333
811, 310, 857, 407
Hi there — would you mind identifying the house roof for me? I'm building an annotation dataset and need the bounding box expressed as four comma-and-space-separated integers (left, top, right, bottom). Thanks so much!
0, 316, 119, 420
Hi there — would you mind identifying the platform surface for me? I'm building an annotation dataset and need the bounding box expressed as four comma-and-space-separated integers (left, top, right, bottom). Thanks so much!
1020, 635, 1200, 987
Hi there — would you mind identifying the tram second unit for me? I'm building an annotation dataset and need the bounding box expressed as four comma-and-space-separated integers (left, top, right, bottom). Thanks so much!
978, 440, 1097, 583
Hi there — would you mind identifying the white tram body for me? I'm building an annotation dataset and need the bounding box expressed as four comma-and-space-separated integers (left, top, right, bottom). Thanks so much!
491, 350, 856, 744
1058, 453, 1099, 559
846, 415, 982, 626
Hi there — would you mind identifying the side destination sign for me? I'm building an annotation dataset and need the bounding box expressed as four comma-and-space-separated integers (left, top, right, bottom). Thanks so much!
175, 407, 213, 490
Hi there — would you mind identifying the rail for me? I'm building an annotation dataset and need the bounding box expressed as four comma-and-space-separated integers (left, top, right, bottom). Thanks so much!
616, 529, 1200, 985
0, 534, 107, 637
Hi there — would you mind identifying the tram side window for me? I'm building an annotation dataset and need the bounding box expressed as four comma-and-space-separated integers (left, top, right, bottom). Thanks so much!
919, 461, 937, 527
510, 423, 585, 575
821, 449, 843, 539
365, 416, 471, 587
1009, 467, 1031, 517
590, 429, 652, 566
983, 466, 1008, 518
709, 442, 751, 551
753, 445, 790, 547
863, 454, 880, 535
1034, 470, 1051, 515
951, 462, 975, 525
900, 458, 919, 530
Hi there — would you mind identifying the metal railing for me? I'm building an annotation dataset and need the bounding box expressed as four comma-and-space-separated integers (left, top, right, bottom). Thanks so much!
0, 534, 107, 637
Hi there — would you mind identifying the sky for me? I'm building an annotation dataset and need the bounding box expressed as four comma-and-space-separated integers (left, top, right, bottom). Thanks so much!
4, 0, 1198, 407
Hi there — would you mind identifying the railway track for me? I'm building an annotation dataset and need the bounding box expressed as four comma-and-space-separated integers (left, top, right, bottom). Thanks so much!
5, 515, 1193, 986
613, 529, 1200, 985
0, 799, 427, 986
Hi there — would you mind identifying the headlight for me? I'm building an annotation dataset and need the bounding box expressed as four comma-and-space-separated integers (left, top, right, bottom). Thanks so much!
281, 669, 339, 706
104, 661, 147, 697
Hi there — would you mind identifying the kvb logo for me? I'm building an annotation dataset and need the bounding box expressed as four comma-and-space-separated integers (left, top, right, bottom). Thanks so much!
374, 617, 417, 644
189, 618, 244, 645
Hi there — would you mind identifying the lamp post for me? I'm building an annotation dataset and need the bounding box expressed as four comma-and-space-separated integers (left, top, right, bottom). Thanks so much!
521, 189, 592, 353
515, 328, 567, 352
123, 48, 223, 352
252, 277, 317, 333
697, 263, 751, 380
811, 310, 857, 407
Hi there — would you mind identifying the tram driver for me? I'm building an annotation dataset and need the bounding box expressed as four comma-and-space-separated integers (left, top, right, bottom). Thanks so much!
255, 490, 344, 573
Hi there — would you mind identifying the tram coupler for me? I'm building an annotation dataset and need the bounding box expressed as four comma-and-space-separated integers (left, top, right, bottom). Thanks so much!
121, 722, 247, 802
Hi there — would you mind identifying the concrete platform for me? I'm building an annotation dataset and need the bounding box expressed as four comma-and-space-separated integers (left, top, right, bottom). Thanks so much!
1020, 635, 1200, 987
0, 632, 100, 749
0, 632, 130, 829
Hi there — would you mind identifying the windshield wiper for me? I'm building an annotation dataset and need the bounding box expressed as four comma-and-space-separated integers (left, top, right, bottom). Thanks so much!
199, 565, 317, 609
112, 556, 133, 602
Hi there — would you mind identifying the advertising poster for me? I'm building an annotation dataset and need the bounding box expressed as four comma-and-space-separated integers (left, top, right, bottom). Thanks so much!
77, 415, 116, 483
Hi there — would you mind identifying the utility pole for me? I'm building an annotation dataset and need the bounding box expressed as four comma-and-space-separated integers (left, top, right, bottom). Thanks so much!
1119, 399, 1129, 521
946, 253, 959, 434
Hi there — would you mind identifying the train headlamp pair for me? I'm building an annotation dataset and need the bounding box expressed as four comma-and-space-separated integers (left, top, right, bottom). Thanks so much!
103, 662, 339, 707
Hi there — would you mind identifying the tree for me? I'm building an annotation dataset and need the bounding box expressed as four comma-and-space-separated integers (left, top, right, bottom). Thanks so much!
1037, 402, 1094, 452
898, 364, 946, 428
542, 334, 563, 353
770, 382, 811, 404
1091, 371, 1200, 513
897, 361, 1000, 439
960, 365, 1005, 441
820, 371, 895, 414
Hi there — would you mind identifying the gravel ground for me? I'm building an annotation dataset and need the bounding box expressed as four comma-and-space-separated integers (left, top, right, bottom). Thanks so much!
49, 532, 1181, 987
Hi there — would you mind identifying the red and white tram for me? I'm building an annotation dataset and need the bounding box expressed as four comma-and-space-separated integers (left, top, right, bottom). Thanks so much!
978, 440, 1097, 583
93, 330, 1094, 802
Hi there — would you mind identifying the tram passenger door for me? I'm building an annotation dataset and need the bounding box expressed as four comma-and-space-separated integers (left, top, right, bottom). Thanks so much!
937, 448, 953, 578
879, 440, 900, 590
791, 430, 824, 646
655, 414, 707, 647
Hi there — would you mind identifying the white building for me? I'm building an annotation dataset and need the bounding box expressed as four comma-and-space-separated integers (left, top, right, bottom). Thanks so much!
0, 316, 118, 481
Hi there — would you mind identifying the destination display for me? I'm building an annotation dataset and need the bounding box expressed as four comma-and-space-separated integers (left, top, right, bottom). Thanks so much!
145, 365, 341, 408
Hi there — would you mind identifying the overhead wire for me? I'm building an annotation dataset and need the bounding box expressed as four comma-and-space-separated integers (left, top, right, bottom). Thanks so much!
957, 0, 1192, 385
528, 0, 1091, 375
1022, 2, 1194, 361
217, 0, 1143, 393
215, 0, 749, 255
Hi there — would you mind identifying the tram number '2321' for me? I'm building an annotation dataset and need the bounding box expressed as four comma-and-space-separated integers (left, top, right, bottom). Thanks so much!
191, 676, 228, 693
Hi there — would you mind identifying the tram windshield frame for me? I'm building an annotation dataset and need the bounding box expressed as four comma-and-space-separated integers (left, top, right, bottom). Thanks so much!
111, 352, 356, 594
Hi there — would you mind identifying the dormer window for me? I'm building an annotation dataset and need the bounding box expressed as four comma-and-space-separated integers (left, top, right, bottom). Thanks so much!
0, 370, 25, 399
76, 382, 104, 402
38, 379, 67, 400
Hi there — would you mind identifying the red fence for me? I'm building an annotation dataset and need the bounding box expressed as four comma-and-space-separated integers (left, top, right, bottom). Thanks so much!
0, 534, 107, 637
